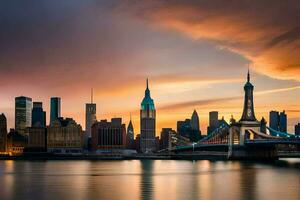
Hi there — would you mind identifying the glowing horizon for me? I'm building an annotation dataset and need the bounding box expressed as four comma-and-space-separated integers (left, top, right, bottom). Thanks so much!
1, 1, 300, 135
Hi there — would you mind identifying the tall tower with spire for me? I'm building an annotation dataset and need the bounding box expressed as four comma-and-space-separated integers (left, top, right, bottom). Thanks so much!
240, 69, 257, 122
85, 88, 97, 148
126, 114, 135, 149
140, 79, 156, 153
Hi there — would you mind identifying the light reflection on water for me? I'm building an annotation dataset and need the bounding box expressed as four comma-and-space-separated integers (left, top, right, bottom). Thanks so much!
0, 159, 299, 200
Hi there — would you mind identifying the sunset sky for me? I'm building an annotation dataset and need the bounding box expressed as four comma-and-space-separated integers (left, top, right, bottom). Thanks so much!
1, 1, 300, 134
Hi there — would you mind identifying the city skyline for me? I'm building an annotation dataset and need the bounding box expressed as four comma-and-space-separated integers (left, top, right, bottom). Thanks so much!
1, 1, 300, 134
1, 73, 300, 135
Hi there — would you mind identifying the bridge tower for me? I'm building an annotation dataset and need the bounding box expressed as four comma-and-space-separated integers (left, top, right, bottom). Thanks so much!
229, 70, 260, 147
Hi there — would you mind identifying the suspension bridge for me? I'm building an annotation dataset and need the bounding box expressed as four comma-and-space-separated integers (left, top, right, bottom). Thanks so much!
166, 71, 300, 160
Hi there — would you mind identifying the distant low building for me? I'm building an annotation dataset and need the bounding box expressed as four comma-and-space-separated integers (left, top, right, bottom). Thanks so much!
91, 118, 126, 152
47, 117, 83, 153
7, 129, 27, 155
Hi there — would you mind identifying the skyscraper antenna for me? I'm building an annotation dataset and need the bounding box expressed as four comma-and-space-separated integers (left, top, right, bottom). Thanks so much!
247, 64, 250, 82
91, 88, 93, 104
146, 78, 149, 89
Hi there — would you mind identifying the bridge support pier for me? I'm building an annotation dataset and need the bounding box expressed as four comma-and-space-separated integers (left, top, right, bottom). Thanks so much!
228, 145, 278, 160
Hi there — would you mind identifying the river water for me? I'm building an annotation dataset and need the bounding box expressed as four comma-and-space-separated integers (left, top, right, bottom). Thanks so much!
0, 159, 299, 200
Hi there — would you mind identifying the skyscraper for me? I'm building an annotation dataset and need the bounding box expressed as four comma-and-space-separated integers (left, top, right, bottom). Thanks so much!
180, 110, 202, 141
207, 111, 219, 135
15, 96, 32, 135
140, 79, 156, 153
279, 111, 287, 132
190, 110, 200, 132
0, 113, 7, 153
50, 97, 61, 125
269, 110, 287, 132
240, 70, 257, 122
85, 89, 96, 139
269, 111, 279, 131
32, 102, 46, 127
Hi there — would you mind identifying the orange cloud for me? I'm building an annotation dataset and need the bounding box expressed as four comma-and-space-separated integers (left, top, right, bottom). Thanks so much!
128, 0, 300, 80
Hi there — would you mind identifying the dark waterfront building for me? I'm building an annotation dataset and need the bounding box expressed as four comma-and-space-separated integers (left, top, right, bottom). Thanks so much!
240, 70, 257, 122
140, 79, 156, 153
295, 123, 300, 135
207, 111, 219, 135
269, 110, 287, 132
7, 129, 27, 155
91, 118, 126, 151
126, 116, 135, 149
15, 96, 32, 135
32, 102, 46, 127
50, 97, 61, 125
85, 89, 96, 143
0, 114, 7, 153
47, 117, 83, 153
26, 127, 47, 151
160, 128, 176, 150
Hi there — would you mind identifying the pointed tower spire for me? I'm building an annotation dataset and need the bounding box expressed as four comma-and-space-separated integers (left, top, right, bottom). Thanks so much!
247, 65, 250, 82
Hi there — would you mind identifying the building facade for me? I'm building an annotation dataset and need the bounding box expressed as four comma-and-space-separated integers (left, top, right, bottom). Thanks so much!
140, 79, 156, 153
47, 117, 83, 153
32, 102, 46, 127
50, 97, 61, 125
91, 119, 126, 151
15, 96, 32, 135
0, 114, 7, 153
27, 127, 47, 151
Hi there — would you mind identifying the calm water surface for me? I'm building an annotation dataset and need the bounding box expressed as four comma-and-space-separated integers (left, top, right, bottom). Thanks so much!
0, 159, 299, 200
